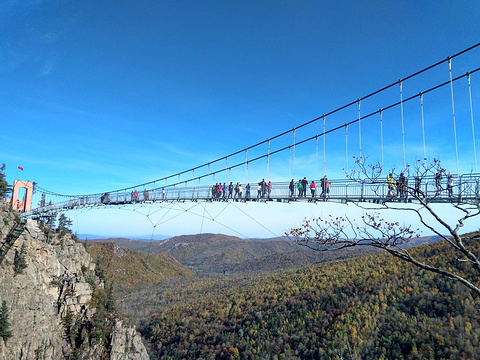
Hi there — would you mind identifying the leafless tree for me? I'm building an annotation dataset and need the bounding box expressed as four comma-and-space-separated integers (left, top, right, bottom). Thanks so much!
287, 158, 480, 297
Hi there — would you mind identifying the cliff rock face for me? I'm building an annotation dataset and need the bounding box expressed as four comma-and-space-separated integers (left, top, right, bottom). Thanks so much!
0, 204, 149, 360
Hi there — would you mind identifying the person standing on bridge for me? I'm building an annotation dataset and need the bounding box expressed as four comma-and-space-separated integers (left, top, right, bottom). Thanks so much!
228, 182, 234, 198
414, 176, 422, 198
387, 174, 396, 200
260, 179, 267, 198
143, 188, 149, 201
296, 179, 303, 198
387, 174, 395, 191
301, 177, 308, 197
245, 183, 250, 199
321, 176, 328, 200
234, 182, 240, 198
447, 172, 454, 197
267, 181, 272, 200
398, 173, 406, 198
310, 181, 316, 198
289, 179, 295, 198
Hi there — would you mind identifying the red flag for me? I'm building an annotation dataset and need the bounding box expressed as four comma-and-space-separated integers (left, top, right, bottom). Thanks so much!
18, 166, 23, 171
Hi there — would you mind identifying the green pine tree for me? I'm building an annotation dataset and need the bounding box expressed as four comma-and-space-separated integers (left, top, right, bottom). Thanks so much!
0, 164, 12, 201
0, 300, 12, 342
57, 214, 73, 231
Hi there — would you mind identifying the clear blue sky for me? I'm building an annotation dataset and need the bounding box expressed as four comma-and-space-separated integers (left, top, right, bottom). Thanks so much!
1, 1, 480, 237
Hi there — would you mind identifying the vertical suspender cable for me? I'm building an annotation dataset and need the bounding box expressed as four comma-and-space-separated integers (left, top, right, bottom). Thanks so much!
267, 139, 270, 181
293, 128, 296, 180
468, 73, 478, 173
245, 149, 249, 185
208, 163, 211, 191
380, 110, 384, 170
448, 59, 460, 175
225, 157, 228, 183
345, 124, 349, 174
420, 93, 427, 165
289, 146, 292, 180
315, 135, 319, 181
399, 80, 406, 170
358, 100, 362, 159
323, 115, 326, 176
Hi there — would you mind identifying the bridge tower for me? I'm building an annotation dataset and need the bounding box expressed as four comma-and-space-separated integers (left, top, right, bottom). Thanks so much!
9, 180, 34, 212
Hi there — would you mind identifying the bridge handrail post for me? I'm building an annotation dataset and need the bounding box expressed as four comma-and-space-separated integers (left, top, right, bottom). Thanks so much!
476, 177, 480, 201
458, 174, 463, 203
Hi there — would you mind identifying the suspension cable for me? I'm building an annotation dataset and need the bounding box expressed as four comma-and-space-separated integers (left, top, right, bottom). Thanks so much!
315, 135, 319, 180
399, 80, 406, 170
323, 115, 326, 176
358, 99, 362, 159
245, 149, 249, 185
345, 124, 349, 174
34, 65, 480, 199
293, 128, 296, 180
468, 73, 478, 172
267, 139, 270, 181
380, 110, 384, 170
449, 58, 460, 175
289, 146, 292, 180
69, 42, 480, 196
420, 92, 427, 165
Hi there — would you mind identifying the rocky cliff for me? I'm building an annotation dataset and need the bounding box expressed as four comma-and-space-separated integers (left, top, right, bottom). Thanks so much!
0, 203, 149, 360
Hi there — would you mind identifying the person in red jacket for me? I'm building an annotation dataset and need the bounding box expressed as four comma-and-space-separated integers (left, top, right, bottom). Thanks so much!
310, 181, 316, 198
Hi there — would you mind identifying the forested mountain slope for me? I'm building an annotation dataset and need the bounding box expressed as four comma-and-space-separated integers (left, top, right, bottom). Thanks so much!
137, 235, 480, 359
86, 242, 193, 288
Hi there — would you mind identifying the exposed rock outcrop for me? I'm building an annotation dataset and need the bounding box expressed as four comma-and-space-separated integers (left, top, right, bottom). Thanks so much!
0, 204, 149, 360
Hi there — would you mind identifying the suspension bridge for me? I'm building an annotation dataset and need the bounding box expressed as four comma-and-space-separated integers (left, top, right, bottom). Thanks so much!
10, 43, 480, 227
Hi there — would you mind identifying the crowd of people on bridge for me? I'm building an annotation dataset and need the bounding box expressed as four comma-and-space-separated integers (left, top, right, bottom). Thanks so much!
386, 169, 456, 200
97, 169, 457, 207
209, 176, 331, 202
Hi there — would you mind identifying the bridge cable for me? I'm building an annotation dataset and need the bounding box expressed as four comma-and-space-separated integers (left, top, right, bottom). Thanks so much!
420, 93, 427, 165
199, 201, 207, 234
315, 135, 319, 181
448, 58, 460, 175
345, 124, 349, 174
267, 139, 270, 181
358, 100, 362, 160
467, 73, 478, 173
399, 80, 406, 170
323, 115, 326, 177
293, 129, 296, 180
30, 65, 480, 203
229, 202, 282, 239
245, 149, 249, 186
196, 201, 250, 238
380, 110, 384, 169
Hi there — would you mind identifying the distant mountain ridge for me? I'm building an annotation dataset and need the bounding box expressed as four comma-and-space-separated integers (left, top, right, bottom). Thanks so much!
78, 233, 170, 241
85, 233, 441, 276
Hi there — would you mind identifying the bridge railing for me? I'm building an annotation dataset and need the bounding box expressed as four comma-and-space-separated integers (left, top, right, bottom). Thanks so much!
23, 173, 480, 219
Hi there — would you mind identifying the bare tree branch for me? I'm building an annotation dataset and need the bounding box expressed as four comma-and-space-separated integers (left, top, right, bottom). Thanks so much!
287, 158, 480, 298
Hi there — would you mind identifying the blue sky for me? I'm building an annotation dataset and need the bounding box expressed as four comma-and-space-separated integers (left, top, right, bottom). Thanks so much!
1, 1, 480, 237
